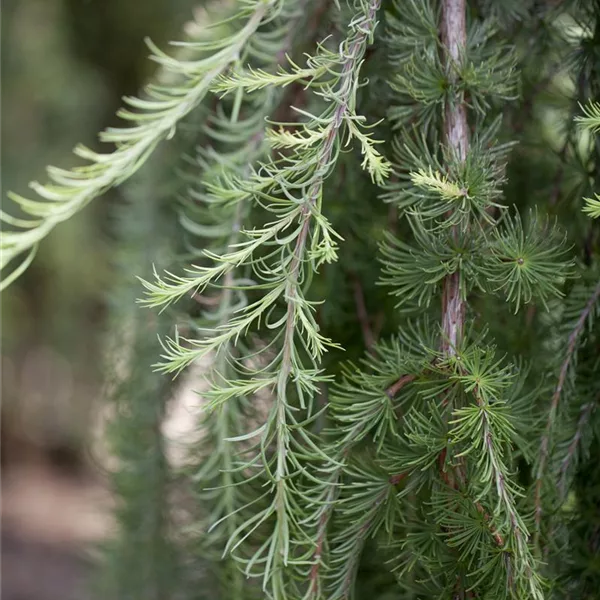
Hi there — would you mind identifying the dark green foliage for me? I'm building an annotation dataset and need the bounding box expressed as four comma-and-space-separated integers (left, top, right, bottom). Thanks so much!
97, 170, 182, 599
2, 1, 600, 599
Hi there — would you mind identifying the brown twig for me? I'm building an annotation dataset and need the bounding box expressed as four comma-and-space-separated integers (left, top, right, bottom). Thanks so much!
437, 6, 472, 591
191, 292, 223, 306
474, 501, 505, 547
308, 505, 332, 596
534, 280, 600, 545
385, 374, 416, 399
436, 3, 513, 589
440, 0, 468, 357
351, 274, 376, 353
389, 472, 408, 485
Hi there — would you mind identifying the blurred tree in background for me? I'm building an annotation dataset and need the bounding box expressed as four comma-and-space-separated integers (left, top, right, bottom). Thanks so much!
1, 3, 196, 599
1, 0, 197, 465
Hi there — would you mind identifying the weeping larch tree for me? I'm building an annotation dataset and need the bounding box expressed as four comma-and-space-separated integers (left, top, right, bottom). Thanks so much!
2, 0, 600, 598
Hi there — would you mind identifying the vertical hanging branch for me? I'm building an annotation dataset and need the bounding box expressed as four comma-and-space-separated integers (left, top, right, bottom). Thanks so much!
140, 2, 389, 596
379, 1, 554, 596
0, 0, 272, 289
534, 280, 600, 546
441, 0, 468, 356
99, 173, 181, 600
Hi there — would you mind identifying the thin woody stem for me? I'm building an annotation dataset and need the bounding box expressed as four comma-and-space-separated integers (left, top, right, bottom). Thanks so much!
293, 2, 383, 594
440, 0, 468, 357
439, 6, 470, 594
386, 374, 416, 399
351, 274, 376, 353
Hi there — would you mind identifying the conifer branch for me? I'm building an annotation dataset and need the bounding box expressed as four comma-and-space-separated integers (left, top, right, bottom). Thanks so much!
534, 279, 600, 545
470, 385, 542, 599
275, 4, 385, 594
98, 159, 183, 600
558, 401, 596, 498
0, 0, 273, 290
141, 2, 386, 596
322, 332, 428, 597
381, 1, 553, 596
157, 6, 324, 597
305, 357, 416, 598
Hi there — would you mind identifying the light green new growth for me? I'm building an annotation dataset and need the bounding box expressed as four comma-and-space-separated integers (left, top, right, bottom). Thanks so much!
138, 1, 386, 596
577, 102, 600, 218
410, 167, 467, 201
576, 100, 600, 133
583, 194, 600, 218
0, 0, 275, 291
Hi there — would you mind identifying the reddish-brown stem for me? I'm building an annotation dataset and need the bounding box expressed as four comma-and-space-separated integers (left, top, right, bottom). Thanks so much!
534, 280, 600, 544
438, 3, 472, 586
440, 0, 468, 357
300, 3, 383, 595
389, 472, 408, 485
308, 508, 330, 595
351, 275, 376, 353
385, 374, 416, 399
474, 501, 505, 547
441, 2, 469, 162
441, 272, 465, 356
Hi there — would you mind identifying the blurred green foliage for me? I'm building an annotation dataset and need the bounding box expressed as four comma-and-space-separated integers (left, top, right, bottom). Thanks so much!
1, 0, 198, 459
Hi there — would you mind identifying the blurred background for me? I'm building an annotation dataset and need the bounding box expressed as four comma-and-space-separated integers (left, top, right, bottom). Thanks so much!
1, 2, 200, 598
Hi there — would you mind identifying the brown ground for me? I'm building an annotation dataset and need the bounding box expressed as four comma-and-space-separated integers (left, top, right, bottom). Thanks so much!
1, 444, 112, 600
2, 530, 92, 600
